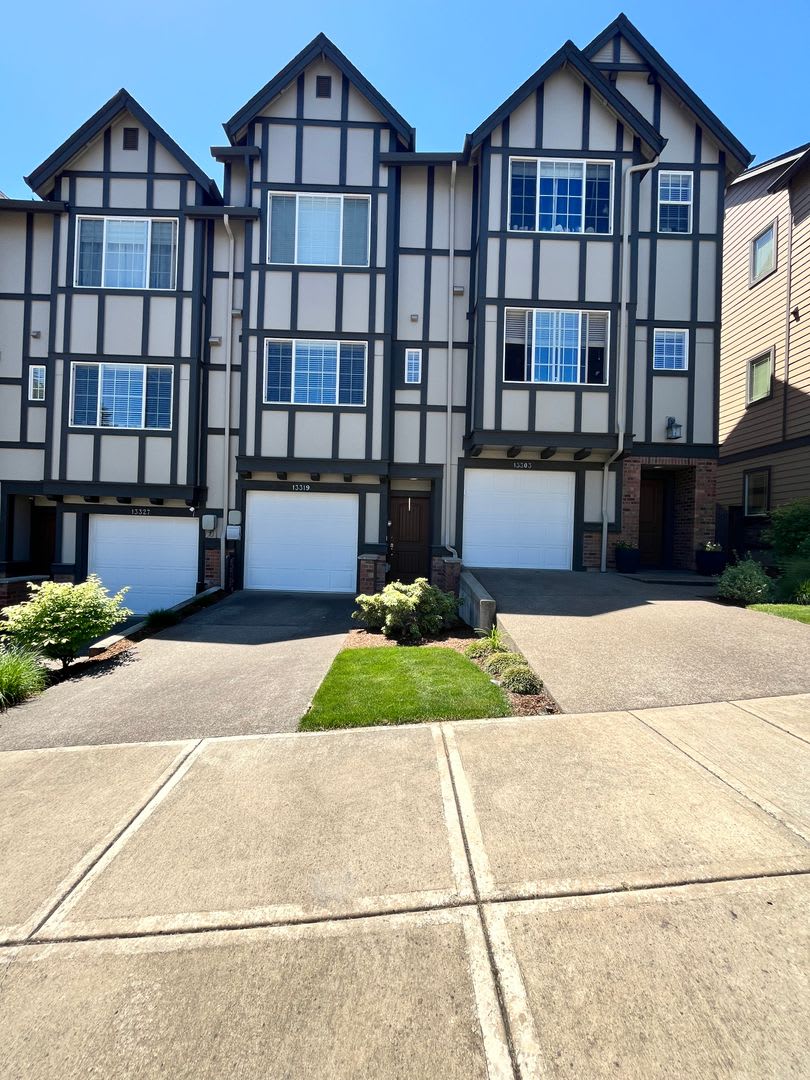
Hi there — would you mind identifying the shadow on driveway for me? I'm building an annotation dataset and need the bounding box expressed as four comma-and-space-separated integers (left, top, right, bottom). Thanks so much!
0, 591, 354, 751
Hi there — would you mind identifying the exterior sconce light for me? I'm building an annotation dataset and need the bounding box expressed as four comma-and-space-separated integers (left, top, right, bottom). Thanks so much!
666, 416, 683, 440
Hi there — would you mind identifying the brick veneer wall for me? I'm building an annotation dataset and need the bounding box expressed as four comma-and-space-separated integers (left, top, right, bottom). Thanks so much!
430, 556, 461, 595
0, 575, 49, 611
358, 554, 387, 595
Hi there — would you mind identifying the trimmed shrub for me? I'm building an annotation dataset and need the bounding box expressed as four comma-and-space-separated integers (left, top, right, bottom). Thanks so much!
1, 575, 132, 668
717, 558, 773, 606
352, 578, 458, 640
0, 646, 47, 710
765, 499, 810, 561
482, 651, 523, 676
463, 638, 499, 660
775, 558, 810, 604
145, 608, 182, 631
795, 580, 810, 606
500, 663, 543, 695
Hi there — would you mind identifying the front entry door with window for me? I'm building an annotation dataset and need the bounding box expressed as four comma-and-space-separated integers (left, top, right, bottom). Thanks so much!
388, 495, 430, 582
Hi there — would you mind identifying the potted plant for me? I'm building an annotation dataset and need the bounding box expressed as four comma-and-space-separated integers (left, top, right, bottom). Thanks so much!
695, 540, 726, 576
614, 539, 640, 574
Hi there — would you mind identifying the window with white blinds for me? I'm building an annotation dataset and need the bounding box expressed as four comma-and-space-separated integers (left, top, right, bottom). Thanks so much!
504, 308, 609, 385
268, 193, 370, 266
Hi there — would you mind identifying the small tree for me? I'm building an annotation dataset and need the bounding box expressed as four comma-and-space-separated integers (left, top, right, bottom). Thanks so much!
1, 576, 132, 667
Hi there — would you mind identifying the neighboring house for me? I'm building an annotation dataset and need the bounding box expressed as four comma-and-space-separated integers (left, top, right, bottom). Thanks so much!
717, 143, 810, 555
0, 14, 751, 612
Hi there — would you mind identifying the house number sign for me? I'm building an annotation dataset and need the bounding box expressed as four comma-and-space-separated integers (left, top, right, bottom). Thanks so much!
291, 483, 311, 492
131, 507, 151, 515
512, 461, 534, 469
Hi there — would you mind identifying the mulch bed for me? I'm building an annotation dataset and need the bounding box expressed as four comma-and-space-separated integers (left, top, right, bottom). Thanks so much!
343, 626, 560, 717
43, 637, 138, 685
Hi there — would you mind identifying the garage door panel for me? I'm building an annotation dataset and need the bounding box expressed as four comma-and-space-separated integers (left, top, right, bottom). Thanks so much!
244, 492, 359, 593
88, 516, 199, 614
463, 469, 575, 570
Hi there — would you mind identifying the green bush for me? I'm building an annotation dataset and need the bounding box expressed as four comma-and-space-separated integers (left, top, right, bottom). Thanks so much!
145, 608, 181, 630
352, 578, 458, 640
499, 663, 543, 694
1, 575, 132, 667
717, 558, 774, 606
463, 638, 499, 660
0, 646, 47, 710
795, 580, 810, 606
774, 558, 810, 604
482, 651, 523, 675
765, 499, 810, 560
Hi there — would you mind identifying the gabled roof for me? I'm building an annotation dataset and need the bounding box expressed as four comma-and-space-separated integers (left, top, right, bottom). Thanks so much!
464, 40, 665, 159
768, 145, 810, 193
25, 89, 222, 201
584, 14, 753, 172
731, 142, 809, 187
223, 32, 415, 148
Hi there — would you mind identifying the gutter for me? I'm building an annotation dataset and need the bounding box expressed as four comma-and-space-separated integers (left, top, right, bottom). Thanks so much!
221, 213, 235, 589
444, 160, 458, 557
600, 154, 660, 572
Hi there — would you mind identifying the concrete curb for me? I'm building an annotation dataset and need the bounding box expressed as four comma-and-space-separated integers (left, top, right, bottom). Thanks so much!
88, 587, 224, 657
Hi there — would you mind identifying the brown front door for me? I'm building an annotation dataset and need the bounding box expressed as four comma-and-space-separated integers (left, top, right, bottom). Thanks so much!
638, 476, 666, 567
388, 495, 430, 582
30, 507, 57, 573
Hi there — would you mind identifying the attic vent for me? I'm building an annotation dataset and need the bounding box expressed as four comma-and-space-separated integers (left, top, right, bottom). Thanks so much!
123, 127, 139, 151
315, 75, 332, 99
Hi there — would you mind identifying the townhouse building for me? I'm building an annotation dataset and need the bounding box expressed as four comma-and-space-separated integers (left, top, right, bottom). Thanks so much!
717, 143, 810, 554
0, 15, 751, 612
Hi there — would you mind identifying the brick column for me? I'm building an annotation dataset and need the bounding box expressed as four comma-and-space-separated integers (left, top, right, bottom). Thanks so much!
582, 457, 641, 570
358, 554, 387, 595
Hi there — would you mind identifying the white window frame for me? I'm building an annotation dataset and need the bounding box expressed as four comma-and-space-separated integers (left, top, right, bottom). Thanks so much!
744, 470, 769, 517
28, 365, 46, 401
262, 338, 368, 407
750, 220, 777, 286
746, 351, 773, 405
657, 171, 693, 234
73, 215, 179, 290
266, 192, 372, 267
652, 328, 689, 372
502, 307, 610, 386
507, 157, 615, 236
404, 348, 422, 384
68, 361, 175, 430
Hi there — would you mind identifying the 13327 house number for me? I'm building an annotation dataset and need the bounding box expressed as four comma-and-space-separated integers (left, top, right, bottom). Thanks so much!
131, 507, 151, 515
512, 461, 534, 469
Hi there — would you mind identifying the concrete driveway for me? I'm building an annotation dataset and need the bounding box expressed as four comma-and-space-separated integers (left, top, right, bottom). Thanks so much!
0, 591, 352, 750
2, 696, 808, 1077
476, 570, 810, 712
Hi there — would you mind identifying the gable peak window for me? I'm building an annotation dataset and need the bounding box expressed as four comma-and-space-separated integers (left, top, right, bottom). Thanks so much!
70, 362, 173, 429
264, 339, 367, 407
509, 158, 613, 235
315, 75, 332, 98
747, 352, 773, 404
751, 222, 776, 284
658, 171, 693, 233
653, 329, 688, 371
504, 308, 609, 385
122, 127, 139, 151
75, 217, 178, 289
405, 348, 422, 384
268, 193, 370, 267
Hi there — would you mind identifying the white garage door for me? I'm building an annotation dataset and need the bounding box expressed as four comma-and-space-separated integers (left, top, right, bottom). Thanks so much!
88, 514, 200, 614
244, 491, 359, 593
463, 469, 575, 570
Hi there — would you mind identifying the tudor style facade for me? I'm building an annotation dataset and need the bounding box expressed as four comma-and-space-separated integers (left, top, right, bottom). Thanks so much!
0, 15, 751, 610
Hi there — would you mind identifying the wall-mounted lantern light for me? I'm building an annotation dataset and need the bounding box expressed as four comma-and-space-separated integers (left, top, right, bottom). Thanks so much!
665, 416, 683, 440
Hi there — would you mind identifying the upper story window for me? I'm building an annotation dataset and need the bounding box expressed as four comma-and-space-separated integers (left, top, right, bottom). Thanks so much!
509, 159, 613, 234
268, 193, 370, 266
750, 222, 776, 284
70, 362, 173, 429
29, 365, 46, 401
404, 348, 422, 384
747, 351, 773, 404
657, 171, 692, 233
504, 308, 609, 385
75, 217, 178, 290
264, 339, 366, 406
653, 329, 688, 371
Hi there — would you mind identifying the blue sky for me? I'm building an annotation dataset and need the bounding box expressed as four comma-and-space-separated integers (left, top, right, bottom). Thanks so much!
1, 0, 806, 199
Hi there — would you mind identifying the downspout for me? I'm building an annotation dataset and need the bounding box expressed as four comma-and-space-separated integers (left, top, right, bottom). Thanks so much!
221, 213, 235, 589
444, 160, 458, 556
600, 154, 660, 571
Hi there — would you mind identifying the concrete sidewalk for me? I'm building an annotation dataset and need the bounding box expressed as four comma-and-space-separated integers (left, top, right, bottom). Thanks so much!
2, 697, 809, 1078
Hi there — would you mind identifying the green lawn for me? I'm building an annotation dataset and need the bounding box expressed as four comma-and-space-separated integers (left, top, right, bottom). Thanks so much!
300, 646, 510, 731
748, 603, 810, 625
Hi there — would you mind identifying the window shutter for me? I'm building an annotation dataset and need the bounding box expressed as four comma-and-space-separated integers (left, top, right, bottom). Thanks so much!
123, 127, 139, 151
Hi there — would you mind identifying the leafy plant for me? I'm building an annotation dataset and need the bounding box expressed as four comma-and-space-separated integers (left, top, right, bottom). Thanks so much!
703, 541, 722, 552
352, 578, 458, 640
765, 499, 810, 561
475, 624, 507, 649
463, 638, 497, 660
499, 663, 543, 694
144, 608, 181, 630
0, 646, 47, 710
1, 576, 132, 668
482, 651, 523, 676
794, 580, 810, 606
717, 557, 773, 606
615, 539, 638, 551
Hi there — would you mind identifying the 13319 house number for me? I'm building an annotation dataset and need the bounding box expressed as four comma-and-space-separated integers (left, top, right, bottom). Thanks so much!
291, 483, 311, 492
